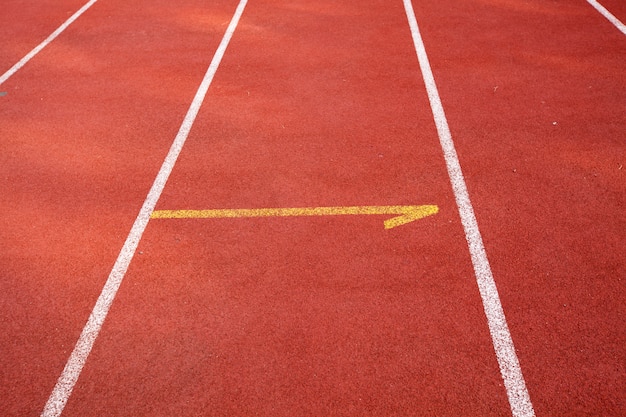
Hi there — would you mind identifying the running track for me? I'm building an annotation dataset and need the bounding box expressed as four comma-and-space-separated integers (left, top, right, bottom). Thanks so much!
1, 0, 624, 416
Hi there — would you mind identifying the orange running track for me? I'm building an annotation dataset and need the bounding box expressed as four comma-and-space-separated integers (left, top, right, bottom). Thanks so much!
1, 0, 624, 416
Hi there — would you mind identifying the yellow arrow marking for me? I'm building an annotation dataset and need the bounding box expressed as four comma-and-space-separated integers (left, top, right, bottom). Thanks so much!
151, 205, 438, 229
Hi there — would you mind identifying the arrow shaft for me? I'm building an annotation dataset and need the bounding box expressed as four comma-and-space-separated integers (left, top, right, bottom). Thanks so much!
151, 205, 438, 229
151, 205, 433, 219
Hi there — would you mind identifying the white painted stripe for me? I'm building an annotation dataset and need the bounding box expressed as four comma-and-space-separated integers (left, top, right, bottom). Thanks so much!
0, 0, 98, 86
401, 1, 535, 416
586, 0, 626, 35
40, 1, 249, 415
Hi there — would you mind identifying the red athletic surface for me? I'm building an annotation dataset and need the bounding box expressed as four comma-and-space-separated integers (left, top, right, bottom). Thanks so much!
414, 0, 625, 414
1, 0, 624, 416
0, 0, 88, 75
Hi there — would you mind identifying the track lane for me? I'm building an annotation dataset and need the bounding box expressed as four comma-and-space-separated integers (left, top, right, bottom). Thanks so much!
412, 0, 625, 415
0, 0, 240, 414
58, 0, 516, 415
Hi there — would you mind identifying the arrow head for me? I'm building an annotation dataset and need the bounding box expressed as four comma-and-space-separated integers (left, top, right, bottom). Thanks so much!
384, 205, 439, 229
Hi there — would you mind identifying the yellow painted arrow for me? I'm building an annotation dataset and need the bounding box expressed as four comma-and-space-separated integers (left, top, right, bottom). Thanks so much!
151, 205, 438, 229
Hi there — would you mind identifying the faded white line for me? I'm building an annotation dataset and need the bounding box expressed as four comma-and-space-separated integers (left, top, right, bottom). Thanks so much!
586, 0, 626, 35
0, 0, 98, 86
40, 1, 249, 415
401, 1, 535, 416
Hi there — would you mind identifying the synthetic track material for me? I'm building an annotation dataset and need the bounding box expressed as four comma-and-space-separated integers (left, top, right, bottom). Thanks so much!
1, 0, 624, 416
41, 1, 249, 415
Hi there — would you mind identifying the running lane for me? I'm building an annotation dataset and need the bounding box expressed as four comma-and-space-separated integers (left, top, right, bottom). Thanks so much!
412, 0, 625, 415
58, 0, 519, 416
0, 0, 240, 415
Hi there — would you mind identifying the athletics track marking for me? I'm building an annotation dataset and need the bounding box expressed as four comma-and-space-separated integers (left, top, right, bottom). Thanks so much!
41, 0, 532, 415
402, 1, 536, 416
586, 0, 626, 35
151, 205, 439, 229
0, 0, 98, 86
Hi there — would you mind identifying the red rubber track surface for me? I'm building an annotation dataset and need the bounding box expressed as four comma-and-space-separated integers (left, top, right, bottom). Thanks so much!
1, 0, 624, 416
412, 0, 625, 414
1, 0, 240, 414
0, 0, 89, 75
60, 0, 509, 415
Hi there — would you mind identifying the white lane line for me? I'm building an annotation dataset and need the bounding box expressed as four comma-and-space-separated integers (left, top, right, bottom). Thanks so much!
40, 1, 249, 415
401, 1, 536, 416
586, 0, 626, 35
0, 0, 98, 86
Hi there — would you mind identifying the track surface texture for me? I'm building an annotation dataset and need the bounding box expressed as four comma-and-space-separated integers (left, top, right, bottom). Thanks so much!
1, 0, 624, 416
